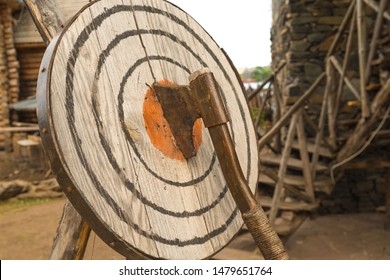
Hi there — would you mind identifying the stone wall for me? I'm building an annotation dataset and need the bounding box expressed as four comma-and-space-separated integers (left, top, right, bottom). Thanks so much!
319, 168, 387, 214
271, 0, 389, 214
272, 0, 365, 104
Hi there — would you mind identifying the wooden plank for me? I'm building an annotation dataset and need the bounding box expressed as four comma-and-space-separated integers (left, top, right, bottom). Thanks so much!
291, 138, 333, 158
269, 113, 298, 223
260, 196, 319, 212
260, 154, 328, 172
363, 0, 390, 21
365, 0, 389, 83
357, 0, 371, 118
327, 0, 357, 58
259, 173, 333, 195
16, 0, 89, 44
296, 111, 315, 202
329, 56, 361, 100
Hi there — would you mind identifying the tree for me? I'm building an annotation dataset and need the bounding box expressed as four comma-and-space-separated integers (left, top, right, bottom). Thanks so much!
251, 66, 272, 82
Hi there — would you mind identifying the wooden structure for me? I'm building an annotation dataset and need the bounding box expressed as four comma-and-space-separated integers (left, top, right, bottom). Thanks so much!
251, 0, 390, 235
29, 0, 269, 260
0, 0, 20, 151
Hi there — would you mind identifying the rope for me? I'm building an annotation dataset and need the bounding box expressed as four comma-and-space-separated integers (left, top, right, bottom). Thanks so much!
242, 205, 289, 260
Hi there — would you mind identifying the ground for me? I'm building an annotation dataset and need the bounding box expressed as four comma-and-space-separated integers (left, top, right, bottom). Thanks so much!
1, 196, 390, 260
1, 152, 390, 260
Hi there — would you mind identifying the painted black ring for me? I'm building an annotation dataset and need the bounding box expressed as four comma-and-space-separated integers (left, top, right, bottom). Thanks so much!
56, 3, 246, 247
93, 50, 231, 217
66, 5, 252, 185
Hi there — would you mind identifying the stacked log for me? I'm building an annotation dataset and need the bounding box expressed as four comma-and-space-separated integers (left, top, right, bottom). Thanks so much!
0, 2, 22, 151
18, 47, 45, 101
1, 5, 19, 105
0, 3, 10, 151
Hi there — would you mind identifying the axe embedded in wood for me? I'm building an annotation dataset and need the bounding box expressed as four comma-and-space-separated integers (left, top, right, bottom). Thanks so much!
154, 68, 289, 260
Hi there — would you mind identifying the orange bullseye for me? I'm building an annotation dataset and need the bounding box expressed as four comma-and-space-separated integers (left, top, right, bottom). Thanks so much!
143, 80, 202, 161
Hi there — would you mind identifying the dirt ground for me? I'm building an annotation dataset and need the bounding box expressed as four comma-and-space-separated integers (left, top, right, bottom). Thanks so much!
1, 151, 390, 260
1, 196, 390, 260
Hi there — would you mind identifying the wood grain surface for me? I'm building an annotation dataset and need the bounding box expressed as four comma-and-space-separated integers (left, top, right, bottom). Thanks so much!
39, 0, 258, 259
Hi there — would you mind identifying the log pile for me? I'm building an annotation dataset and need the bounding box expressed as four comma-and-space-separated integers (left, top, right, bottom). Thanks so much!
0, 2, 19, 151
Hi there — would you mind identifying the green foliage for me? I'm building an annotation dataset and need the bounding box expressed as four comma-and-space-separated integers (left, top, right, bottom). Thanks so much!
0, 198, 52, 216
251, 66, 272, 82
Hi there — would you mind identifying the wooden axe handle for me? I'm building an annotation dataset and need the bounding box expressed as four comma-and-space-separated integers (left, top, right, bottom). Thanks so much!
190, 69, 288, 260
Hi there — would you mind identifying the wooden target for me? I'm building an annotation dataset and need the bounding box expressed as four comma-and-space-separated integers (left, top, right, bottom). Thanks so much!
37, 0, 258, 259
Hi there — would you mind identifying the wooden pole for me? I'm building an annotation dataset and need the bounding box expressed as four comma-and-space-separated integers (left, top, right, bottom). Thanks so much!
363, 0, 390, 21
334, 9, 357, 118
23, 0, 90, 260
258, 73, 325, 150
357, 0, 371, 118
365, 0, 388, 84
327, 0, 357, 58
296, 110, 315, 203
0, 126, 39, 132
330, 55, 361, 100
23, 0, 65, 44
269, 113, 298, 223
326, 61, 337, 149
386, 168, 390, 230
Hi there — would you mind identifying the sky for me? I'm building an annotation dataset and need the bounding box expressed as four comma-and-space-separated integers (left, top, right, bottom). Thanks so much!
168, 0, 272, 70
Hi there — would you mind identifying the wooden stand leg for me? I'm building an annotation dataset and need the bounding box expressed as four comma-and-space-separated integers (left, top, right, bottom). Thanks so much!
386, 169, 390, 230
50, 201, 91, 259
23, 0, 93, 260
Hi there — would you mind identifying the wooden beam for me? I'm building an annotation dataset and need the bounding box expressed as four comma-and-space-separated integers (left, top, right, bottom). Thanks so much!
363, 0, 390, 21
327, 0, 357, 58
297, 110, 315, 202
23, 0, 65, 44
329, 55, 361, 100
258, 73, 325, 150
0, 126, 39, 132
357, 0, 371, 118
334, 8, 357, 118
23, 0, 90, 260
268, 113, 298, 223
49, 201, 91, 260
365, 0, 389, 84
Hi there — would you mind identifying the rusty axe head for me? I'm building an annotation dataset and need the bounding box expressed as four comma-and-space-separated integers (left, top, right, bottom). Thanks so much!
153, 68, 229, 159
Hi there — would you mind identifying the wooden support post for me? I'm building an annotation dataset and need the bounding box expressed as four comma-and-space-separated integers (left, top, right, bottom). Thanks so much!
273, 77, 282, 153
258, 73, 325, 151
330, 56, 361, 101
357, 0, 371, 118
334, 8, 357, 118
365, 0, 388, 84
327, 0, 357, 58
325, 60, 337, 149
23, 0, 91, 260
269, 113, 298, 223
50, 201, 91, 260
386, 168, 390, 230
23, 0, 65, 44
296, 110, 315, 202
311, 74, 330, 179
363, 0, 390, 21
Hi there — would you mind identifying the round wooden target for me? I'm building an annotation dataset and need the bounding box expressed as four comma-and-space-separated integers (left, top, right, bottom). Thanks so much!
37, 0, 258, 259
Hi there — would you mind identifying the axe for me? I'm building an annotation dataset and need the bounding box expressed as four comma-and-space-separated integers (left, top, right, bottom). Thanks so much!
153, 68, 288, 260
